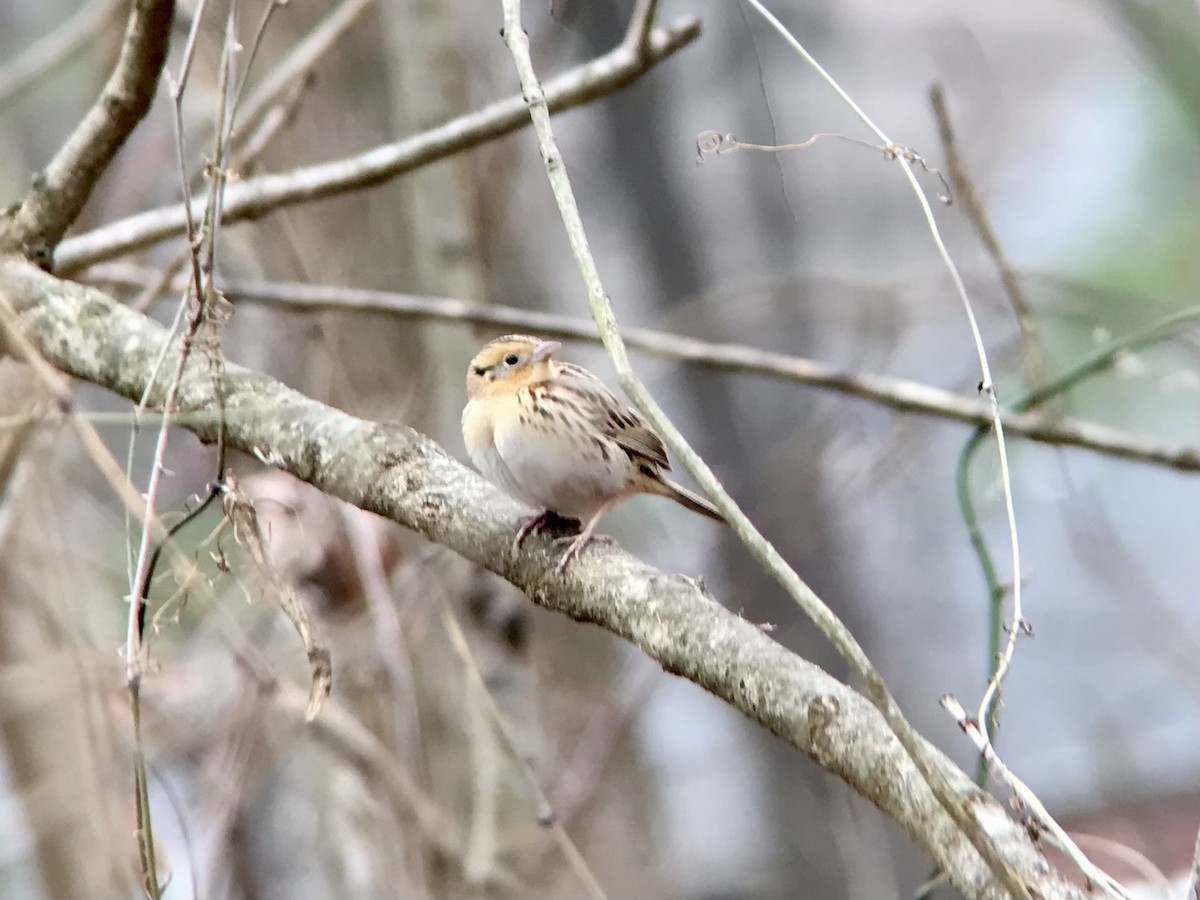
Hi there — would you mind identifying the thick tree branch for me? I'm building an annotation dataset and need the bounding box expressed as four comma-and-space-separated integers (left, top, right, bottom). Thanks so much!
53, 18, 701, 273
0, 254, 1083, 900
0, 0, 176, 265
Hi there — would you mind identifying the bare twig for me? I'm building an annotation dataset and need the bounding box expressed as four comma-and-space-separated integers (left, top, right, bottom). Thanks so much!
227, 78, 313, 174
1188, 823, 1200, 900
625, 0, 661, 57
0, 281, 180, 900
231, 0, 374, 148
54, 17, 701, 271
441, 608, 608, 900
942, 696, 1131, 900
548, 668, 658, 830
0, 0, 176, 264
697, 128, 878, 158
128, 0, 215, 693
336, 504, 424, 759
1066, 834, 1170, 894
255, 671, 523, 894
0, 0, 124, 108
0, 290, 163, 540
125, 5, 243, 893
498, 0, 1031, 895
696, 129, 952, 201
224, 474, 331, 719
87, 270, 1200, 474
228, 0, 288, 126
930, 84, 1047, 390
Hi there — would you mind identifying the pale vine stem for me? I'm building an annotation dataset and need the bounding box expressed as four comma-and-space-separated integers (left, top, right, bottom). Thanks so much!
497, 0, 1033, 896
733, 0, 1028, 762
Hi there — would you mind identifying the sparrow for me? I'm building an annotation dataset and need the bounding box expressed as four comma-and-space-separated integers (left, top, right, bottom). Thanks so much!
462, 334, 724, 571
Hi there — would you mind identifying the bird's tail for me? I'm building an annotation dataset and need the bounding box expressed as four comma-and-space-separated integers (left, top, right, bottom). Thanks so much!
658, 478, 726, 524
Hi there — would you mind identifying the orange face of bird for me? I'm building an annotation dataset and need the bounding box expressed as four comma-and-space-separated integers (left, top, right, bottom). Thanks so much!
465, 335, 562, 399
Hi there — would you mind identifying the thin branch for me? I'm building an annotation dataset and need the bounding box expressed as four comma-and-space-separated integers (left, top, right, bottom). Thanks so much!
86, 269, 1200, 474
929, 84, 1047, 391
441, 607, 608, 900
126, 4, 240, 891
128, 0, 216, 692
625, 0, 661, 57
227, 0, 288, 127
0, 0, 124, 108
498, 1, 1030, 895
942, 697, 1130, 900
224, 474, 331, 719
1188, 822, 1200, 900
53, 17, 701, 272
0, 256, 1091, 900
231, 0, 375, 149
0, 0, 176, 264
262, 681, 524, 895
547, 668, 657, 831
732, 0, 1031, 734
0, 288, 164, 543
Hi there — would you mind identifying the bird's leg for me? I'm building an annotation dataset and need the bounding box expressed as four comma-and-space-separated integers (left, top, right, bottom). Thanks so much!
553, 500, 620, 572
514, 510, 579, 552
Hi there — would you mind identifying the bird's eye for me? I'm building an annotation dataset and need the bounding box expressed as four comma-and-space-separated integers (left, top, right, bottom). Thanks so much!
504, 353, 520, 366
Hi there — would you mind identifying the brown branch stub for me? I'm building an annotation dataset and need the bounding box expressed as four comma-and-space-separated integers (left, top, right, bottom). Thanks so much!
0, 0, 176, 266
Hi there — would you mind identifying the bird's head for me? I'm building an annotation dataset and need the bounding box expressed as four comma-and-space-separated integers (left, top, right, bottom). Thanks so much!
466, 334, 562, 399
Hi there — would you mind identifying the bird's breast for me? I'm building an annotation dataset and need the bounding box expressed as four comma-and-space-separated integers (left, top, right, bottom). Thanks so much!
461, 397, 494, 463
483, 389, 633, 519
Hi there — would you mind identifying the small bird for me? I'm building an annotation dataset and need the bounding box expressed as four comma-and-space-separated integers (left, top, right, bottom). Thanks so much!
462, 334, 725, 571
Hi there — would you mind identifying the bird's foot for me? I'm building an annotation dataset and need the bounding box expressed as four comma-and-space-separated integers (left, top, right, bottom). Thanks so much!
552, 532, 615, 572
513, 510, 580, 552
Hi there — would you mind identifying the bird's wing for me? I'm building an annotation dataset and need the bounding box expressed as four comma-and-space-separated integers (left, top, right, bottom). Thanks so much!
552, 362, 670, 470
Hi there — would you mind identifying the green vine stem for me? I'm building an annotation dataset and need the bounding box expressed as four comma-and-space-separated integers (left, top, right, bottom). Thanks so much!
959, 304, 1200, 785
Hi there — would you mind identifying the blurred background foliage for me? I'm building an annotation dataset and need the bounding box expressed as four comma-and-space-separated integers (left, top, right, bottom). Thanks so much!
0, 0, 1197, 897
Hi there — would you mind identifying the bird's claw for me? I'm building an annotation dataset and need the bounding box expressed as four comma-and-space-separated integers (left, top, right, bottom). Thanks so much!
552, 533, 614, 572
513, 510, 581, 553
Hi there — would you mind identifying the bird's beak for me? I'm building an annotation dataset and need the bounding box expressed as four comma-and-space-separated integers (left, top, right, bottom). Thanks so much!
530, 339, 561, 363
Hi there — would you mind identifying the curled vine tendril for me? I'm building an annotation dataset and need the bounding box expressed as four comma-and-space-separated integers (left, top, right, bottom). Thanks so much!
696, 129, 953, 205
